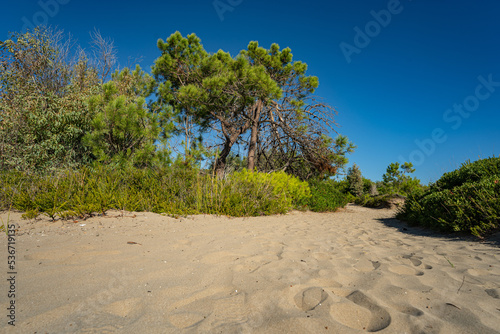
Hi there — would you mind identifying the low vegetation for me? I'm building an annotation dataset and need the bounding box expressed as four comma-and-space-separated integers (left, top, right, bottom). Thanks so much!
0, 166, 316, 219
306, 179, 351, 212
397, 157, 500, 237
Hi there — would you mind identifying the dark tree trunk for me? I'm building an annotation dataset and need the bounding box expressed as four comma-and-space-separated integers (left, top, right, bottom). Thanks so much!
214, 130, 244, 178
246, 100, 262, 171
214, 138, 233, 178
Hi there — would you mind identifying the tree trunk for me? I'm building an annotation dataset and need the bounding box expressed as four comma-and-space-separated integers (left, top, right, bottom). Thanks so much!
247, 100, 262, 171
214, 139, 233, 178
214, 130, 242, 178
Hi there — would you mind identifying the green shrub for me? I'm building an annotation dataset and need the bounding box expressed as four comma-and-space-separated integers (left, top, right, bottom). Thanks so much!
206, 169, 311, 216
0, 166, 312, 219
307, 179, 350, 212
431, 157, 500, 191
397, 157, 500, 237
0, 28, 100, 171
363, 177, 377, 196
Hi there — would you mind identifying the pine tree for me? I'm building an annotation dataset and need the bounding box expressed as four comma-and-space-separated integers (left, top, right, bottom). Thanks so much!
347, 164, 363, 197
83, 66, 165, 167
240, 41, 356, 178
152, 32, 280, 176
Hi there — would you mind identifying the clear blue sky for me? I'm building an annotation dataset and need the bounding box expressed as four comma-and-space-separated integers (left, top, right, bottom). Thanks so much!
3, 0, 499, 184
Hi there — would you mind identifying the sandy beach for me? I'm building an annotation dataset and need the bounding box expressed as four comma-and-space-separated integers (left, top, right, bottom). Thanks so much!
1, 205, 499, 333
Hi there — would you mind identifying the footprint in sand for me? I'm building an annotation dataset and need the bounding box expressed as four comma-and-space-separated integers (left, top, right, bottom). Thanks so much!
402, 253, 432, 269
394, 304, 424, 317
102, 298, 144, 318
371, 261, 381, 270
294, 287, 329, 311
168, 312, 207, 329
485, 288, 500, 299
409, 257, 422, 266
330, 290, 391, 332
353, 258, 372, 272
353, 258, 380, 272
164, 286, 248, 330
388, 265, 424, 276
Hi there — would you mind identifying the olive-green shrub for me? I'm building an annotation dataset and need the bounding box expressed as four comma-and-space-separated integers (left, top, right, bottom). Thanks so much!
0, 166, 312, 219
307, 179, 350, 212
397, 157, 500, 237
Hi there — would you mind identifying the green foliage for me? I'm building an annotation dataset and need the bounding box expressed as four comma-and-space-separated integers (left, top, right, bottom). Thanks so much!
204, 169, 311, 216
153, 33, 353, 177
246, 41, 356, 179
0, 166, 312, 219
397, 157, 500, 237
347, 164, 363, 197
152, 32, 281, 172
22, 209, 40, 221
380, 162, 422, 196
33, 178, 70, 220
431, 157, 500, 191
363, 177, 378, 196
0, 27, 100, 171
307, 179, 350, 212
0, 28, 355, 218
83, 66, 165, 167
330, 135, 357, 176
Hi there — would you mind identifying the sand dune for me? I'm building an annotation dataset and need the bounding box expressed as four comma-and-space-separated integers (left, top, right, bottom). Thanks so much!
1, 205, 499, 333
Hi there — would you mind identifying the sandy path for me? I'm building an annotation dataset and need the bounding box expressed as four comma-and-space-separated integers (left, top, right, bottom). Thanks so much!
1, 205, 499, 333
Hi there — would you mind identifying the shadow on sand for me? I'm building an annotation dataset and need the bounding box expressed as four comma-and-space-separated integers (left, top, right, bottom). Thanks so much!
374, 215, 500, 248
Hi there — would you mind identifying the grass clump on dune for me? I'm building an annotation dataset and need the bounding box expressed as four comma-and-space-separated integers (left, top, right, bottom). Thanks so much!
397, 157, 500, 237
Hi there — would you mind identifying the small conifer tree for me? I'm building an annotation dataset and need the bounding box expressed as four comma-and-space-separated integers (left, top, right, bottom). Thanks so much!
347, 164, 363, 197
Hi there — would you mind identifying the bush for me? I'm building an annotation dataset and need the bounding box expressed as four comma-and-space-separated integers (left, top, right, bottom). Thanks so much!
363, 177, 377, 196
431, 157, 500, 191
0, 166, 312, 219
397, 157, 500, 237
207, 169, 311, 216
0, 28, 101, 171
307, 179, 350, 212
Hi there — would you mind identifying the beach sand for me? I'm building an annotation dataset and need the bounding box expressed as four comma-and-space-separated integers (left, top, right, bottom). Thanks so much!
1, 205, 499, 333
